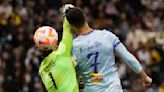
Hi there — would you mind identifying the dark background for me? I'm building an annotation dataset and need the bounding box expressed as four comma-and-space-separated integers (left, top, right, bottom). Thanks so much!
0, 0, 164, 92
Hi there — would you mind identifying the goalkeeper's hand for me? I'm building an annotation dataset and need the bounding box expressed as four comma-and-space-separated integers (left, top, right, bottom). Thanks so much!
60, 4, 75, 16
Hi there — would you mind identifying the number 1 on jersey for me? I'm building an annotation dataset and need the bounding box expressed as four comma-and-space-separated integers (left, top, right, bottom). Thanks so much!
49, 72, 57, 89
87, 52, 100, 73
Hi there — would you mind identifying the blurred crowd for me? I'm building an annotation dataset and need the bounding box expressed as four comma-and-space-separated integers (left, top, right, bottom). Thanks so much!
0, 0, 164, 92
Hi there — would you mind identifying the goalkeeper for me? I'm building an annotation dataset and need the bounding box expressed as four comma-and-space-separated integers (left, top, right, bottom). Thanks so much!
34, 17, 79, 92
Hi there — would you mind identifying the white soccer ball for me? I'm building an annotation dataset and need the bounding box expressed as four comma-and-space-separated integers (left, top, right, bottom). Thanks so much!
33, 26, 58, 50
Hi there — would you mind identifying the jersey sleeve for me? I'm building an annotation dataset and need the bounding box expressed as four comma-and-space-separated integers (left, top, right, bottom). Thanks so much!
110, 32, 142, 73
56, 18, 73, 56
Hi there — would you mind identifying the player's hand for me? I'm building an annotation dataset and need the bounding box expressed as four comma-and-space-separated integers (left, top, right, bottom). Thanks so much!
143, 76, 152, 87
60, 4, 75, 16
139, 70, 152, 87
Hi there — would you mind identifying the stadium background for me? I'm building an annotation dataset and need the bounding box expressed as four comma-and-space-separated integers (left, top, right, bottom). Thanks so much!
0, 0, 164, 92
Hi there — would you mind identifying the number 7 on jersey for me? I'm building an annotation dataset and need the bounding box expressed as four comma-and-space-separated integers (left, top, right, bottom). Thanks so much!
87, 52, 100, 73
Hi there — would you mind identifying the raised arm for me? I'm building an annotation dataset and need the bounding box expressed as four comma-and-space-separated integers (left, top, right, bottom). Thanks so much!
57, 18, 73, 56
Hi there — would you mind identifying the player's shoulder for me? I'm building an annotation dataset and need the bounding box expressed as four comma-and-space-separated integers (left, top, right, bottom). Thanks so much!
94, 29, 116, 37
73, 29, 116, 41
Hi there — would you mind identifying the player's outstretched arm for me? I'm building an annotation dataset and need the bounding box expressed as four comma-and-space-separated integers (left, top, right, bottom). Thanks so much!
57, 4, 75, 56
115, 43, 152, 86
57, 18, 73, 56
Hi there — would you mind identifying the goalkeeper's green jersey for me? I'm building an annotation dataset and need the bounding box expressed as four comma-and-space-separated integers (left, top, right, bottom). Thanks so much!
39, 19, 79, 92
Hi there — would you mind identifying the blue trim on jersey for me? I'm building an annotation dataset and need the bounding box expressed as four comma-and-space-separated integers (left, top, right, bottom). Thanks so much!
81, 30, 94, 36
114, 41, 121, 48
79, 30, 94, 36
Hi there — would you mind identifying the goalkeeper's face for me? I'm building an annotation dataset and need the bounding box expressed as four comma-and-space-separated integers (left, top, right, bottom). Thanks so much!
39, 46, 57, 57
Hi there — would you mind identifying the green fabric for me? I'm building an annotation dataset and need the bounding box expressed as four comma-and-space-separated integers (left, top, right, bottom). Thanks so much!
57, 17, 72, 57
39, 18, 79, 92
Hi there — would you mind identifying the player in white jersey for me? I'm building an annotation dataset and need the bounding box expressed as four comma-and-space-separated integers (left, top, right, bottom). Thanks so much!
64, 7, 152, 92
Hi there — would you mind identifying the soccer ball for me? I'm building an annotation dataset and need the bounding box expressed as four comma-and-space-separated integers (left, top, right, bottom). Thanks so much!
33, 26, 58, 50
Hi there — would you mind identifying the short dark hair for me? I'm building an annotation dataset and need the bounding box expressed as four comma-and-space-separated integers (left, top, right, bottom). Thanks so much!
66, 7, 86, 28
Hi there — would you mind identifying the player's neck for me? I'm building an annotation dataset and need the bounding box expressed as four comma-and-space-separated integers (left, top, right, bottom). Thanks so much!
77, 24, 92, 35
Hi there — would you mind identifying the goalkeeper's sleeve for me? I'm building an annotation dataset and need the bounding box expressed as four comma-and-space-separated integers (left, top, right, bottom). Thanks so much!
57, 18, 73, 57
